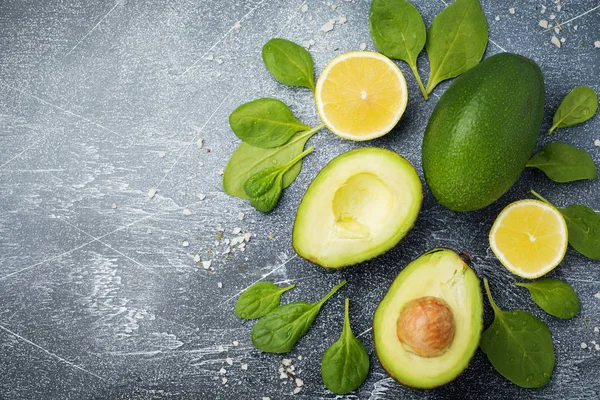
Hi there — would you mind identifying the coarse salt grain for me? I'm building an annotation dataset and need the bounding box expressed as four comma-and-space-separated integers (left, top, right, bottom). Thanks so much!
509, 8, 515, 14
226, 357, 233, 365
222, 377, 227, 384
202, 261, 212, 269
596, 344, 600, 351
494, 15, 500, 21
218, 282, 223, 289
217, 168, 224, 175
232, 227, 242, 234
183, 208, 192, 215
241, 363, 248, 370
193, 254, 201, 263
359, 43, 367, 50
594, 327, 599, 333
293, 387, 302, 394
158, 151, 166, 158
554, 27, 560, 34
282, 359, 292, 366
595, 291, 600, 299
322, 19, 335, 32
551, 36, 561, 48
560, 37, 566, 43
280, 372, 288, 379
581, 342, 588, 349
295, 378, 304, 387
234, 22, 241, 29
238, 213, 245, 220
263, 398, 271, 400
218, 345, 225, 352
148, 188, 157, 199
338, 16, 347, 24
111, 203, 117, 209
549, 14, 556, 20
539, 20, 548, 28
232, 340, 239, 346
182, 240, 189, 247
197, 138, 204, 149
595, 41, 600, 48
301, 4, 308, 12
199, 193, 206, 200
219, 368, 226, 374
297, 355, 303, 360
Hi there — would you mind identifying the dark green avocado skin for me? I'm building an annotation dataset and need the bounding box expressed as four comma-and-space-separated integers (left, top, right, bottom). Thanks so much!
422, 53, 545, 212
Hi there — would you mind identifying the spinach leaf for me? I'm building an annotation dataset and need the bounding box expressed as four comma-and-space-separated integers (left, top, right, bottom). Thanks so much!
425, 0, 488, 95
223, 125, 323, 199
229, 98, 310, 148
244, 147, 314, 212
321, 298, 369, 394
480, 279, 555, 388
235, 282, 295, 320
526, 142, 597, 182
560, 205, 600, 260
531, 190, 600, 260
251, 280, 347, 353
262, 38, 315, 91
549, 86, 598, 134
369, 0, 428, 99
515, 279, 580, 320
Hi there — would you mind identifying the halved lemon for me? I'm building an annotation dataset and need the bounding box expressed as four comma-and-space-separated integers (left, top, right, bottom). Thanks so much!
315, 51, 408, 141
489, 199, 568, 279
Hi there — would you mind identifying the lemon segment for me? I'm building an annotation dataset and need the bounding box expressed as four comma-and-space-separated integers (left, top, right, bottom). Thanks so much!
315, 52, 408, 141
489, 199, 568, 279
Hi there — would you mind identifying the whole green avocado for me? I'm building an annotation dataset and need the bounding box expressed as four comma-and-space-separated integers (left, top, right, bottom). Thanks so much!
422, 53, 545, 212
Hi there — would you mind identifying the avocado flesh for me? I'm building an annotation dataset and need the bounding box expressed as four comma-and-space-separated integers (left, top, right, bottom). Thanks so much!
373, 249, 483, 389
292, 148, 422, 268
422, 53, 545, 211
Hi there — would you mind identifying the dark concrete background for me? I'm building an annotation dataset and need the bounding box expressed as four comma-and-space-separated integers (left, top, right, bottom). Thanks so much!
0, 0, 599, 399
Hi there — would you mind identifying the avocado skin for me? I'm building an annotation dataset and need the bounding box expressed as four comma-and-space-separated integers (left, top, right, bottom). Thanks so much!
422, 53, 545, 212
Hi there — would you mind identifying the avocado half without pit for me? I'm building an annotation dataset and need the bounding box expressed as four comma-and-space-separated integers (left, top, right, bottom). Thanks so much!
292, 147, 422, 268
373, 249, 483, 389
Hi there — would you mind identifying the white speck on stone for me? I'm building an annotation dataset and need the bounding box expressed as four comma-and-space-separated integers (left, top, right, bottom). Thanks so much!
202, 260, 212, 270
222, 377, 227, 385
287, 365, 295, 373
232, 340, 239, 346
148, 188, 157, 199
205, 54, 214, 61
295, 378, 304, 387
595, 41, 600, 48
216, 225, 224, 232
338, 15, 347, 24
193, 254, 201, 263
234, 22, 241, 29
158, 151, 166, 158
595, 291, 600, 299
549, 14, 556, 20
551, 36, 561, 48
217, 282, 223, 289
594, 326, 600, 333
594, 140, 600, 147
581, 342, 588, 349
182, 240, 189, 247
301, 41, 312, 49
322, 19, 335, 32
183, 208, 192, 216
216, 59, 223, 65
238, 213, 245, 220
554, 26, 561, 34
280, 372, 288, 379
539, 20, 549, 28
199, 193, 206, 200
226, 357, 233, 365
494, 15, 500, 21
217, 168, 224, 175
241, 363, 248, 370
218, 345, 225, 352
293, 387, 302, 394
574, 25, 578, 31
301, 4, 308, 12
509, 8, 515, 14
297, 355, 303, 360
232, 227, 242, 234
560, 37, 566, 43
219, 367, 227, 374
282, 359, 292, 366
111, 203, 117, 209
359, 42, 367, 50
197, 138, 204, 149
242, 232, 252, 242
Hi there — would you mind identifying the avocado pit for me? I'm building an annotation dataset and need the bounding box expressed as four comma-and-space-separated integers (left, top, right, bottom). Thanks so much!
396, 296, 456, 358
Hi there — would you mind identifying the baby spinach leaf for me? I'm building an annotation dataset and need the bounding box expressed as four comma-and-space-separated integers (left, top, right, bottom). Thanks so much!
244, 147, 314, 212
369, 0, 428, 99
229, 98, 310, 148
549, 86, 598, 134
425, 0, 488, 95
559, 205, 600, 260
251, 280, 347, 353
531, 190, 600, 260
526, 142, 597, 182
321, 298, 369, 394
235, 282, 295, 320
223, 125, 323, 199
515, 279, 580, 320
262, 38, 315, 91
480, 278, 555, 389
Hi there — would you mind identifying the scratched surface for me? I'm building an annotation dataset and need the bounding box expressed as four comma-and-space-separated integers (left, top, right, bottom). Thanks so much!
0, 0, 599, 399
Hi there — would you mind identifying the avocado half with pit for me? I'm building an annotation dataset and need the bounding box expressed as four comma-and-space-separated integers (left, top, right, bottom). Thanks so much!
292, 147, 422, 268
373, 248, 483, 389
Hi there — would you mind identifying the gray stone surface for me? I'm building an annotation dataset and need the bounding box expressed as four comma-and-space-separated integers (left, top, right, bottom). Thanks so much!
0, 0, 599, 399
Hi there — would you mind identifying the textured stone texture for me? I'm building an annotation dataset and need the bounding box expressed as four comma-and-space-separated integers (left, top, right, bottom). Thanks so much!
0, 0, 599, 399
